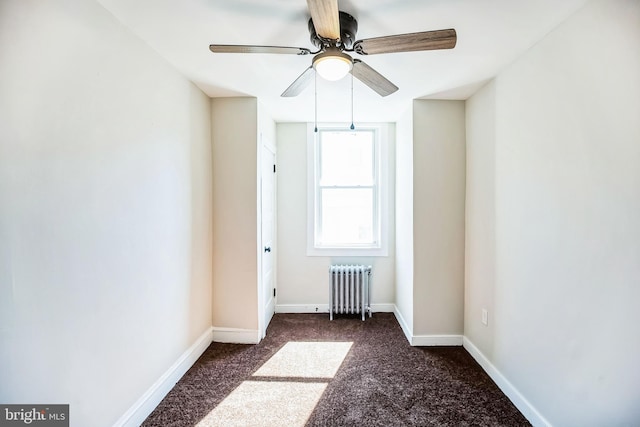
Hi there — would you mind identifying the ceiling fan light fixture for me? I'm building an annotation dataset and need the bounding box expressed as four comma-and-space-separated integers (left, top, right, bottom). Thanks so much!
312, 48, 353, 81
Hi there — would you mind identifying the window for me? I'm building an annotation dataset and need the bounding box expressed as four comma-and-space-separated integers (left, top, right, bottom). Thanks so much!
307, 124, 389, 256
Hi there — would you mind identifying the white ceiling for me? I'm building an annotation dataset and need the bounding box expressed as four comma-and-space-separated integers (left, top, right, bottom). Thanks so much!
97, 0, 589, 122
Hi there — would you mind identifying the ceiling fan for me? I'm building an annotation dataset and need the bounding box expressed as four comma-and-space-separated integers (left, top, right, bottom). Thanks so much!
209, 0, 456, 97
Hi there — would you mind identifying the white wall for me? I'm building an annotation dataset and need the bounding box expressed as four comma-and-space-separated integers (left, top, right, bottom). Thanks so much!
276, 123, 396, 311
412, 100, 466, 337
465, 80, 497, 358
0, 1, 213, 426
394, 108, 414, 334
465, 0, 640, 425
211, 97, 259, 335
211, 98, 276, 341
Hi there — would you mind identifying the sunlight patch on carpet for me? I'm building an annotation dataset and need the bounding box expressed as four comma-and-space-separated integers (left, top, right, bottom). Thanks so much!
253, 341, 353, 378
194, 381, 327, 427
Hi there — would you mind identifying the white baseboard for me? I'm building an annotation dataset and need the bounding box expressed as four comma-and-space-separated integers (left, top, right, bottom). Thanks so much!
114, 327, 213, 427
370, 303, 395, 312
275, 304, 329, 313
275, 303, 396, 314
393, 305, 413, 344
392, 306, 462, 346
412, 334, 463, 346
212, 326, 260, 344
463, 337, 551, 427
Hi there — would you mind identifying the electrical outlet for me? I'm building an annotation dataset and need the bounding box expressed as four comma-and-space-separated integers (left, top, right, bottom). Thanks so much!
481, 309, 488, 326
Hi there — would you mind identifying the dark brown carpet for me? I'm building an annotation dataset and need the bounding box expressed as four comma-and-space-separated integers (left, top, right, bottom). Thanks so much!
143, 313, 530, 426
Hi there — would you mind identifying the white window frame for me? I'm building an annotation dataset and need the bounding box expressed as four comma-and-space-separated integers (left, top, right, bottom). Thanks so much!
307, 123, 389, 257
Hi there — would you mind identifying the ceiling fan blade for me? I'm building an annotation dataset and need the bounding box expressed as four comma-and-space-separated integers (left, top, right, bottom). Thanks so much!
353, 29, 456, 55
351, 59, 398, 97
306, 0, 340, 40
209, 44, 311, 55
281, 66, 315, 97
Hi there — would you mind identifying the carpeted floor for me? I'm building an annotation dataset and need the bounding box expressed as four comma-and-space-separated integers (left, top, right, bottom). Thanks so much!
143, 313, 530, 426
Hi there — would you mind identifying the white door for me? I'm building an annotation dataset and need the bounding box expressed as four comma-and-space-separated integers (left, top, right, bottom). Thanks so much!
261, 144, 276, 337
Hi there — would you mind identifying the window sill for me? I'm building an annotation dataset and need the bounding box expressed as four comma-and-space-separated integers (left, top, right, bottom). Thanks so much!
306, 246, 388, 257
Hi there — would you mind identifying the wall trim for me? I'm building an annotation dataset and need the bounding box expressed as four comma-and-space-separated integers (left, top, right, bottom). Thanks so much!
114, 326, 213, 427
463, 337, 551, 427
276, 304, 329, 313
393, 305, 413, 344
370, 303, 395, 312
412, 334, 463, 346
212, 326, 261, 344
391, 306, 462, 346
275, 303, 396, 314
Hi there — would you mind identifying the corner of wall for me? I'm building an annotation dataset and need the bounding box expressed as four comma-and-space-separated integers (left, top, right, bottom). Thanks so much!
114, 328, 214, 427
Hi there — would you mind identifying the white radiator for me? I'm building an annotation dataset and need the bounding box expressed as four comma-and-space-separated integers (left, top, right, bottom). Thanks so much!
329, 264, 372, 321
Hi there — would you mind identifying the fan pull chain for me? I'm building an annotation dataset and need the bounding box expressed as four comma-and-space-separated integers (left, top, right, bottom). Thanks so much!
314, 71, 318, 133
350, 71, 355, 130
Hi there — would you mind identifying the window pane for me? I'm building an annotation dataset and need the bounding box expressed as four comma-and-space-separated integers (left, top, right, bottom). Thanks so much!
319, 188, 374, 246
320, 131, 373, 186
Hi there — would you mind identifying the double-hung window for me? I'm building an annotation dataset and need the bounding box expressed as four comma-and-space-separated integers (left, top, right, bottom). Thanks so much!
307, 124, 388, 256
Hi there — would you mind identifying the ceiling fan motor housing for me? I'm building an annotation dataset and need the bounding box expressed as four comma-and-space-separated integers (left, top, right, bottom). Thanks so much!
308, 11, 358, 49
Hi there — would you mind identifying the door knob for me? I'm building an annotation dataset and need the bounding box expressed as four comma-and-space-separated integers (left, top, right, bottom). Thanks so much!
264, 246, 271, 253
